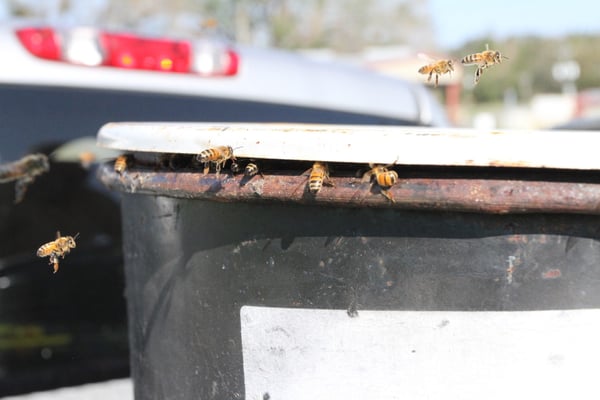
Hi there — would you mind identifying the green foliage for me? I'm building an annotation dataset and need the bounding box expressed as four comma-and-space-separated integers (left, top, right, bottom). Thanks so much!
451, 35, 600, 103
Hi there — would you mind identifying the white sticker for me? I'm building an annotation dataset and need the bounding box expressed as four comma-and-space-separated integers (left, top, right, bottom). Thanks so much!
241, 306, 600, 400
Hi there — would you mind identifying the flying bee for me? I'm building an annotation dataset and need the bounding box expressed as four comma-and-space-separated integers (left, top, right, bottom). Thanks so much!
417, 54, 454, 87
308, 162, 333, 194
114, 154, 132, 175
36, 231, 79, 273
196, 146, 236, 176
461, 44, 508, 85
0, 153, 49, 203
362, 164, 399, 203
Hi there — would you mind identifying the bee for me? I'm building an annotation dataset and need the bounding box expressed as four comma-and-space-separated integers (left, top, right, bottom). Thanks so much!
308, 162, 333, 194
362, 164, 399, 203
461, 44, 508, 85
417, 54, 454, 87
114, 154, 132, 175
244, 162, 261, 178
196, 146, 235, 175
230, 161, 242, 174
36, 231, 79, 273
0, 153, 49, 203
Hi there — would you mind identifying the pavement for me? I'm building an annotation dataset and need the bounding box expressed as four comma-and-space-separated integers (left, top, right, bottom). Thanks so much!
3, 379, 133, 400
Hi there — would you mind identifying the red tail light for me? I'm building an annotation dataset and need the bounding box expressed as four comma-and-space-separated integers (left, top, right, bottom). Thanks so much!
222, 49, 239, 76
99, 33, 191, 73
16, 27, 61, 61
15, 26, 239, 77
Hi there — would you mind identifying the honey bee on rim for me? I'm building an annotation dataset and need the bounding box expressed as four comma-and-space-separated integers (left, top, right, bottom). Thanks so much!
362, 163, 399, 203
229, 161, 242, 174
114, 154, 132, 175
196, 146, 236, 175
244, 162, 261, 178
461, 44, 508, 85
308, 162, 333, 194
36, 231, 79, 273
417, 54, 454, 88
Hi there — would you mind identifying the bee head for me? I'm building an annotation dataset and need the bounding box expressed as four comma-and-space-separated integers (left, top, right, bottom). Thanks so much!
69, 233, 80, 248
494, 51, 505, 63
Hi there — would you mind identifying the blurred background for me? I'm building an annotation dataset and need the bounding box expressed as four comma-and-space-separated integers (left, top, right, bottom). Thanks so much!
1, 0, 600, 398
2, 0, 600, 129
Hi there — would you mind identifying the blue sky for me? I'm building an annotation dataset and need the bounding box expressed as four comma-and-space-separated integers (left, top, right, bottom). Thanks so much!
428, 0, 600, 49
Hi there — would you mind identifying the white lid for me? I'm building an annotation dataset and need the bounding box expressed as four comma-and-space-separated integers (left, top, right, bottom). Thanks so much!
97, 122, 600, 169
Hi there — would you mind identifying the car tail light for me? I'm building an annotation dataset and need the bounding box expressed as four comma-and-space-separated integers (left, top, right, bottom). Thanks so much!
15, 26, 239, 77
193, 42, 239, 76
16, 27, 61, 61
99, 32, 191, 73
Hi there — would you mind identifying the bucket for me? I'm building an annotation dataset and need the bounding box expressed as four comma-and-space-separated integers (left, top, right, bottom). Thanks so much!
98, 122, 600, 399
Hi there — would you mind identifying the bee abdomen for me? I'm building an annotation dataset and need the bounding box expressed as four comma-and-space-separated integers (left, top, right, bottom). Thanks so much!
197, 149, 217, 163
376, 171, 398, 187
461, 55, 474, 64
244, 163, 259, 177
36, 245, 51, 257
309, 176, 324, 193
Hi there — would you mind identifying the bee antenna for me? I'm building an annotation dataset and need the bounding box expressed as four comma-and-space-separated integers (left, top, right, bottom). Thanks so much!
73, 232, 80, 239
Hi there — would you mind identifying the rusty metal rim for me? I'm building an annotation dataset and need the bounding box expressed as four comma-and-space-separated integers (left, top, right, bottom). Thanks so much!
98, 163, 600, 215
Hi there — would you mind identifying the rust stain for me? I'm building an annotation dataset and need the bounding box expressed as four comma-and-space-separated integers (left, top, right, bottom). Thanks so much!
506, 235, 529, 244
542, 269, 562, 279
506, 255, 517, 284
488, 160, 531, 168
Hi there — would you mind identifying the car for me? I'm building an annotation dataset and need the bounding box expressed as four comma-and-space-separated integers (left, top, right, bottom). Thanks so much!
553, 115, 600, 130
0, 22, 448, 396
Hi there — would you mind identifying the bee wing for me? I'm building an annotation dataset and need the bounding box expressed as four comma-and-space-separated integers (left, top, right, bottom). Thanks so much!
417, 52, 435, 63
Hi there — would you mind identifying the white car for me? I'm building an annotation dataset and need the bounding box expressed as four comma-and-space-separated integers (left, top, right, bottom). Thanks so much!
0, 23, 447, 157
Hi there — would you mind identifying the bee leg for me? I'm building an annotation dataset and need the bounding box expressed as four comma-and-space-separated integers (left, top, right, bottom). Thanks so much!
474, 64, 488, 85
434, 73, 439, 88
361, 171, 373, 183
427, 71, 433, 82
380, 188, 396, 203
14, 177, 33, 204
203, 163, 210, 175
49, 254, 59, 273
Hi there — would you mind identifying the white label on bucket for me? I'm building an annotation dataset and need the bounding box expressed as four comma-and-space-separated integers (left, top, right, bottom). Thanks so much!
240, 306, 600, 400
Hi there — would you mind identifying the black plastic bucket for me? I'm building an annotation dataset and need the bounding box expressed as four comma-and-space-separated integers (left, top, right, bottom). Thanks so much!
98, 123, 600, 399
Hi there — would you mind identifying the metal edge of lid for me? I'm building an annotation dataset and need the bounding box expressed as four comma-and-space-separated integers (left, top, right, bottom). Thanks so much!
97, 122, 600, 170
